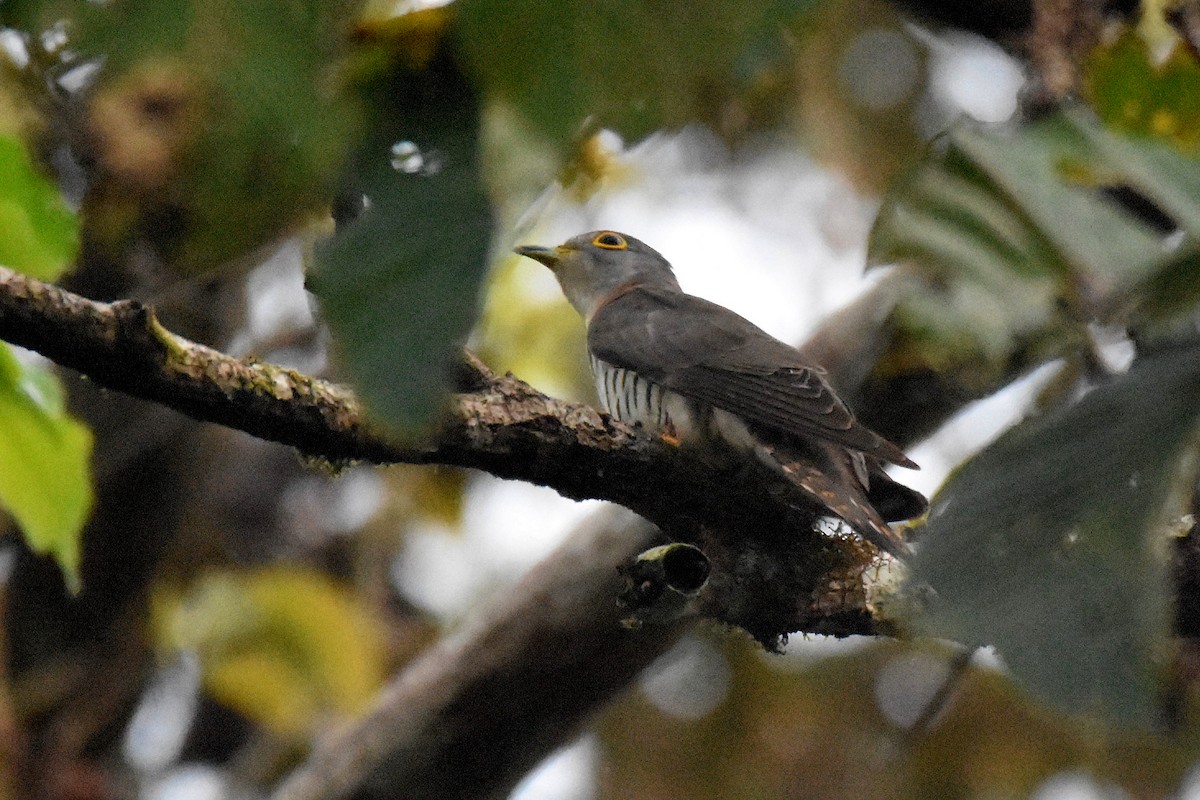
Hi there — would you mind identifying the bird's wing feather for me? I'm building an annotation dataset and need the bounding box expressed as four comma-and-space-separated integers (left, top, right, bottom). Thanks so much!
755, 442, 912, 558
589, 287, 915, 468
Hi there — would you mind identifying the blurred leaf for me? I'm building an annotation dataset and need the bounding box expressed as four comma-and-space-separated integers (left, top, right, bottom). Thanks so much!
77, 0, 360, 273
910, 342, 1200, 727
1084, 28, 1200, 156
208, 650, 317, 736
0, 0, 86, 34
409, 467, 467, 527
0, 71, 42, 141
1074, 122, 1200, 240
457, 0, 799, 151
870, 111, 1200, 386
1070, 122, 1200, 320
311, 49, 491, 434
157, 567, 386, 736
872, 112, 1166, 293
0, 344, 92, 591
353, 4, 452, 70
0, 134, 79, 280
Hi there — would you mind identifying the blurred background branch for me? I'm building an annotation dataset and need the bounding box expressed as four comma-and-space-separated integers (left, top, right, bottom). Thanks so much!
273, 508, 677, 800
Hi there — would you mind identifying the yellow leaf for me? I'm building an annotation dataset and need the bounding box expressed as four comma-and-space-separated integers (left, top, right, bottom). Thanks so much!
155, 567, 386, 736
208, 651, 317, 737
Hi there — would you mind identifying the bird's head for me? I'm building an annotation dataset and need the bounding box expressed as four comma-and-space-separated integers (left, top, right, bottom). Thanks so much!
515, 230, 681, 319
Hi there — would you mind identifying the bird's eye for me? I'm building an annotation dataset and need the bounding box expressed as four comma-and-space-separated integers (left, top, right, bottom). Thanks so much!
592, 232, 628, 250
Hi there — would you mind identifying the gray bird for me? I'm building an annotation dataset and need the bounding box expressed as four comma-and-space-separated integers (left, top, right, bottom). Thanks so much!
515, 230, 924, 557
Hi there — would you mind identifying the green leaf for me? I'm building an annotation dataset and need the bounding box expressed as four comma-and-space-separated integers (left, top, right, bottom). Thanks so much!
311, 50, 492, 434
910, 343, 1200, 726
0, 344, 93, 591
0, 0, 96, 34
457, 0, 797, 149
872, 113, 1165, 292
0, 135, 79, 280
1084, 28, 1200, 156
870, 112, 1200, 379
1071, 119, 1200, 239
1069, 123, 1200, 320
155, 567, 387, 736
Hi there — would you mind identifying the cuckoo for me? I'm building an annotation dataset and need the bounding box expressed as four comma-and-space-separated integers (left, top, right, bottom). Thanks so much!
515, 230, 925, 557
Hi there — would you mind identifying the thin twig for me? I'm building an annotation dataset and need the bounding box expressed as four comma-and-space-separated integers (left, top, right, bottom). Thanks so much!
903, 646, 978, 744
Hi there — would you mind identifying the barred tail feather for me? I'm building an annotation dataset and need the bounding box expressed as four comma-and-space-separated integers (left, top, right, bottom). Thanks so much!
754, 444, 912, 559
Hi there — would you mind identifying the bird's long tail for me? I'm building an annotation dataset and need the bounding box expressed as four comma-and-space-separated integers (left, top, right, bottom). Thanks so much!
755, 443, 913, 559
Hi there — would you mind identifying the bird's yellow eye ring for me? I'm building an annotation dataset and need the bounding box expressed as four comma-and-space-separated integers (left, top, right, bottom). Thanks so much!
592, 232, 628, 250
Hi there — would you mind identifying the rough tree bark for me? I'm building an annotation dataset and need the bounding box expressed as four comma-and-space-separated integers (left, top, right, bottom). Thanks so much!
0, 263, 901, 644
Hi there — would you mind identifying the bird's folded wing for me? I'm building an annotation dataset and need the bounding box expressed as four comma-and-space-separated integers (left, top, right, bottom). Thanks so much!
755, 442, 912, 557
588, 286, 916, 468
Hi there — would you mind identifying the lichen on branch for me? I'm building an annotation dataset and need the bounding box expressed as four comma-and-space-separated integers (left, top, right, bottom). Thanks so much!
0, 264, 891, 642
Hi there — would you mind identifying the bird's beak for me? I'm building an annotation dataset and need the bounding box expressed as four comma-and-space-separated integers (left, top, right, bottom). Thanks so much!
514, 244, 564, 269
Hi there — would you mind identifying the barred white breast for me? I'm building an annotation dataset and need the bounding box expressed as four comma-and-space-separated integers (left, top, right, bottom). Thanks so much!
590, 355, 757, 450
590, 355, 669, 428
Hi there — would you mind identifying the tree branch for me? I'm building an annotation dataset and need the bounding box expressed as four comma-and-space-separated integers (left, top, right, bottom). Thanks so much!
0, 264, 417, 464
274, 508, 680, 800
0, 265, 888, 644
